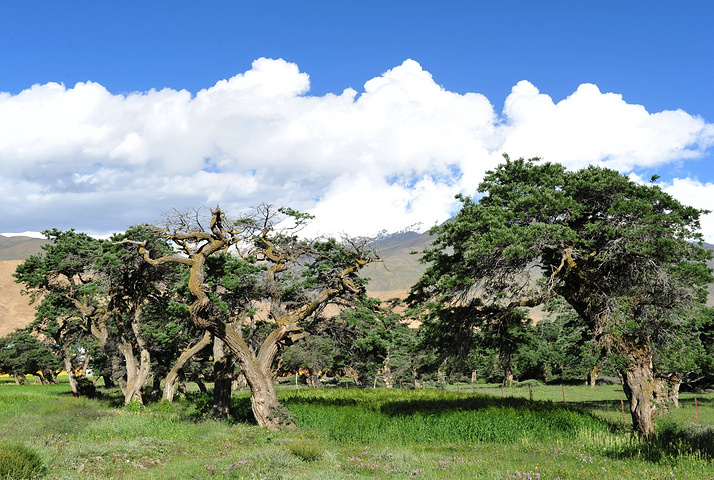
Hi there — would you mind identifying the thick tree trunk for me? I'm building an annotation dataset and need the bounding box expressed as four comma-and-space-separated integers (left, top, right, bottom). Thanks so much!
653, 376, 670, 414
618, 338, 657, 436
218, 323, 294, 430
212, 337, 235, 419
117, 337, 144, 404
163, 332, 211, 402
116, 311, 152, 405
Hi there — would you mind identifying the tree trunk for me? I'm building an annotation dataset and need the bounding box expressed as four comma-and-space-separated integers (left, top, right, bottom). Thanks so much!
117, 337, 143, 404
82, 353, 92, 376
212, 337, 235, 419
151, 376, 162, 400
63, 347, 79, 395
194, 376, 207, 394
503, 370, 514, 388
178, 371, 186, 395
218, 323, 294, 430
116, 314, 152, 405
413, 365, 422, 389
43, 370, 57, 384
344, 366, 362, 386
618, 338, 657, 436
102, 374, 114, 388
653, 376, 670, 414
587, 364, 601, 387
380, 353, 394, 389
670, 375, 681, 408
115, 309, 153, 405
163, 331, 211, 402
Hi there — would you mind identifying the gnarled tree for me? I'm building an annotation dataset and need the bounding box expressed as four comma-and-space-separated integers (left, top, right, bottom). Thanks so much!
410, 156, 712, 436
136, 205, 376, 429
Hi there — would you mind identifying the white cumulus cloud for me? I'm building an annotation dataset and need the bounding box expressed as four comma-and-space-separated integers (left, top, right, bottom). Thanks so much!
1, 58, 713, 241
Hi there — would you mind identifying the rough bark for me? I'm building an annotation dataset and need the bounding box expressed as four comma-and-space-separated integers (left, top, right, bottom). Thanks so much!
618, 338, 657, 436
162, 331, 212, 402
212, 337, 235, 419
219, 323, 294, 430
116, 308, 152, 405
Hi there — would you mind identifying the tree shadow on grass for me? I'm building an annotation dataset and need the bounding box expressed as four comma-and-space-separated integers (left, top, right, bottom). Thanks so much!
606, 422, 714, 462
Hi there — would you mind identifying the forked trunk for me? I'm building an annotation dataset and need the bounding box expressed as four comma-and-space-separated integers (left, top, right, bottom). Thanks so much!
618, 338, 657, 436
118, 308, 153, 405
218, 323, 294, 430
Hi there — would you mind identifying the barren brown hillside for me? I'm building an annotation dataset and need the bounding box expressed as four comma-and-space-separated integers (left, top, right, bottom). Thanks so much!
0, 260, 35, 336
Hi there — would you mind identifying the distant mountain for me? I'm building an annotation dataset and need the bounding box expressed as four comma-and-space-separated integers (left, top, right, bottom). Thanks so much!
0, 234, 49, 261
361, 230, 432, 297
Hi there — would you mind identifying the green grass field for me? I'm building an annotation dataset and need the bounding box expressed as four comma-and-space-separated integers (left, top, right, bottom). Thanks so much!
0, 378, 712, 479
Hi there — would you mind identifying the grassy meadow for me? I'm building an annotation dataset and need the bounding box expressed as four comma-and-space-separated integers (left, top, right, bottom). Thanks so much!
0, 377, 713, 479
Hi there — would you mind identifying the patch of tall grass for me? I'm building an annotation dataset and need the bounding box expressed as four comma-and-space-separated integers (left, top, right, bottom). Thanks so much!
0, 442, 47, 479
281, 388, 611, 445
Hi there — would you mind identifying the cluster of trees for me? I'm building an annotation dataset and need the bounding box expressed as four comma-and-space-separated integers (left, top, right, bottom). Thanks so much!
409, 155, 713, 435
2, 156, 713, 436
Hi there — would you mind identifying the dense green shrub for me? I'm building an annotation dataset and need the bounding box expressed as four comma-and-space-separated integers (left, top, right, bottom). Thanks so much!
0, 443, 46, 479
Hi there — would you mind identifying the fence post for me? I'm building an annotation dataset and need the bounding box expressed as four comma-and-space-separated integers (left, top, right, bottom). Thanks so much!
695, 396, 700, 422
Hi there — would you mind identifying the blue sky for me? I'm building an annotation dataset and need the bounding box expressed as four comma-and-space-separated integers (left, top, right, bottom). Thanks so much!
1, 1, 713, 239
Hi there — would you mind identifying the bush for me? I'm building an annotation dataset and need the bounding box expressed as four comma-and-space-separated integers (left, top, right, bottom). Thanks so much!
75, 376, 97, 398
286, 433, 326, 462
0, 443, 46, 479
514, 379, 543, 388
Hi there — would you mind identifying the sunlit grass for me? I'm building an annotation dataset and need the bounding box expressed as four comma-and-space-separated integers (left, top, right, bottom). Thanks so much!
0, 380, 712, 478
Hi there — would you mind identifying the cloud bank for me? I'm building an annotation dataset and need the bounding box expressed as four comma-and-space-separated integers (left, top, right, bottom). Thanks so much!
1, 58, 713, 240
